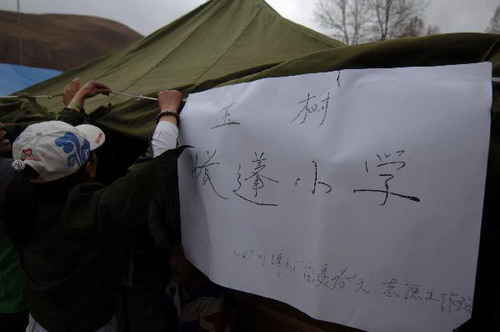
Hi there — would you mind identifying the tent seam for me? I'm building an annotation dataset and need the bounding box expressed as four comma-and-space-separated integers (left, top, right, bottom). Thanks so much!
193, 0, 341, 84
111, 0, 229, 96
257, 0, 343, 48
193, 7, 262, 84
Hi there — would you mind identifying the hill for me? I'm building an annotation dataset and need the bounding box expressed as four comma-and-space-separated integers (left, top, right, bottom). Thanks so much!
0, 10, 142, 71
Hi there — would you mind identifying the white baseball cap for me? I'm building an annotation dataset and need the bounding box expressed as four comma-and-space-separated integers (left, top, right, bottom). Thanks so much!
11, 121, 105, 183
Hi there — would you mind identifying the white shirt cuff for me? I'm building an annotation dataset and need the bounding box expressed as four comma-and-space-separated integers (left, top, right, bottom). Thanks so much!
152, 121, 179, 157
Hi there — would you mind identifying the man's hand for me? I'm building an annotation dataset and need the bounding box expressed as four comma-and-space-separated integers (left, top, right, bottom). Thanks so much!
68, 80, 111, 112
76, 81, 112, 99
0, 123, 12, 154
157, 90, 183, 113
62, 77, 81, 106
156, 90, 183, 125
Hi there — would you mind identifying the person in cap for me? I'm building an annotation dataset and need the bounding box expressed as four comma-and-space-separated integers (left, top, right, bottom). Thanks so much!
0, 79, 106, 332
0, 84, 184, 332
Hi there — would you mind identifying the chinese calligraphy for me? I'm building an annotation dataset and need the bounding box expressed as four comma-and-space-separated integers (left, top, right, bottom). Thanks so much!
192, 150, 229, 200
292, 92, 331, 127
233, 247, 473, 315
294, 161, 332, 195
211, 103, 240, 129
354, 150, 420, 205
233, 152, 279, 206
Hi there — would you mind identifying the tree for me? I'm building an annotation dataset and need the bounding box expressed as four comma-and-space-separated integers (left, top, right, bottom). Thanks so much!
371, 0, 428, 40
315, 0, 371, 45
396, 16, 440, 38
315, 0, 434, 45
486, 5, 500, 33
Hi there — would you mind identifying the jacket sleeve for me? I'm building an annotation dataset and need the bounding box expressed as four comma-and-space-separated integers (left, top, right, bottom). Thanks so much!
57, 108, 90, 126
94, 147, 186, 230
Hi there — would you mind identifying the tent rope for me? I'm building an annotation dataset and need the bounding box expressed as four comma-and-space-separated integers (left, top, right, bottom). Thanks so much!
0, 91, 191, 102
0, 92, 158, 100
0, 93, 63, 99
2, 77, 497, 101
109, 91, 158, 101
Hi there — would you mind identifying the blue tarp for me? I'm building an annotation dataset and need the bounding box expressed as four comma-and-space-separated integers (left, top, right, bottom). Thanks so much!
0, 63, 61, 95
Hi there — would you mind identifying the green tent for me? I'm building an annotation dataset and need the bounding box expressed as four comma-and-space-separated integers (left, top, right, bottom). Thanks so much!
1, 0, 500, 330
2, 0, 342, 139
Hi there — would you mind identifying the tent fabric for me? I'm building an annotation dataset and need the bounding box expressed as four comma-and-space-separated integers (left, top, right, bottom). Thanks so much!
227, 32, 500, 84
0, 63, 61, 95
3, 32, 499, 141
12, 0, 342, 139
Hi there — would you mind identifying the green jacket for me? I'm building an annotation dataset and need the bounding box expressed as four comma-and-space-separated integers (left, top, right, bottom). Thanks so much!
18, 147, 184, 332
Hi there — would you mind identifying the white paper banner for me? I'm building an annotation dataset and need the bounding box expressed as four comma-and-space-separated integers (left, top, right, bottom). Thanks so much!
178, 63, 492, 332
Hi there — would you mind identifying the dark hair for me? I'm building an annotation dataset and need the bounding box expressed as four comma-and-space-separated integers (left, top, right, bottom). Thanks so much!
0, 164, 89, 248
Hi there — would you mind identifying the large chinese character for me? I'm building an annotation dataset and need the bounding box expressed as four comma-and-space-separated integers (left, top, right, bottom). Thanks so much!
353, 150, 420, 206
192, 150, 228, 200
294, 161, 332, 195
233, 152, 279, 206
292, 92, 330, 126
210, 102, 240, 130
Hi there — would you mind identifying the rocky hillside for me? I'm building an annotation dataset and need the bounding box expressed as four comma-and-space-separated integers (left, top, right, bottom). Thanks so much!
0, 10, 142, 70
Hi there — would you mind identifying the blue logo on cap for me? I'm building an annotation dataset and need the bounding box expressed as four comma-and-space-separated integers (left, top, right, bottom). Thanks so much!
55, 132, 91, 167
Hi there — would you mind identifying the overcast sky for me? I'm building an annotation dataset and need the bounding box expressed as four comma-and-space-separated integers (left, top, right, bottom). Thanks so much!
0, 0, 497, 36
